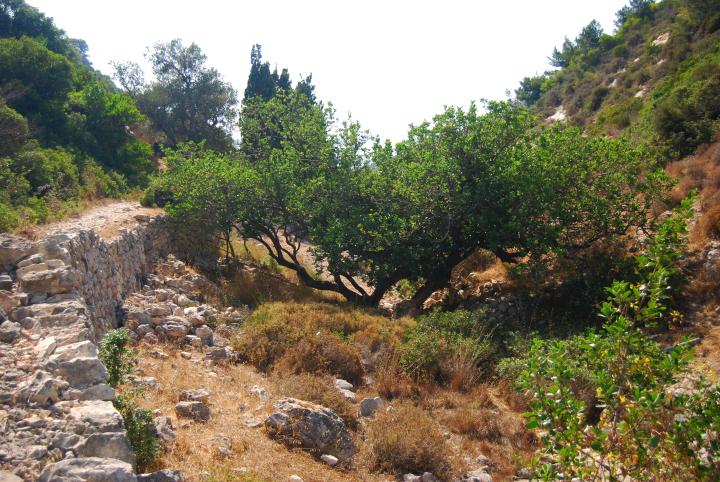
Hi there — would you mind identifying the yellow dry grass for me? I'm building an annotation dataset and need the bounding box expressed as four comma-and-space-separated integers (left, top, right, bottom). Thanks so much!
135, 346, 390, 482
133, 342, 536, 482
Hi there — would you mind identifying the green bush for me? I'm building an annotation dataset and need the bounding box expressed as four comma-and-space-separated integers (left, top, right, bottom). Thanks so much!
400, 309, 497, 387
113, 394, 161, 470
99, 328, 136, 388
515, 196, 720, 480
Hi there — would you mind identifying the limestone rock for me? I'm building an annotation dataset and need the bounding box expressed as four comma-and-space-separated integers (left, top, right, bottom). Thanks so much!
175, 401, 210, 422
57, 356, 108, 386
179, 388, 210, 404
0, 235, 35, 267
38, 457, 137, 482
154, 416, 176, 445
14, 370, 68, 405
17, 266, 76, 295
0, 321, 21, 343
69, 401, 125, 432
264, 398, 355, 465
359, 397, 383, 417
334, 379, 353, 391
0, 471, 23, 482
320, 454, 339, 467
138, 469, 186, 482
75, 432, 136, 465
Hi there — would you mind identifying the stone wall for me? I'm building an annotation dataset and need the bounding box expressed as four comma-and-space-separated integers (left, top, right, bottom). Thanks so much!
0, 215, 171, 481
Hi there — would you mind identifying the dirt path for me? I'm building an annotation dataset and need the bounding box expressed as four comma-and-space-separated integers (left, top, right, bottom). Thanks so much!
37, 200, 163, 240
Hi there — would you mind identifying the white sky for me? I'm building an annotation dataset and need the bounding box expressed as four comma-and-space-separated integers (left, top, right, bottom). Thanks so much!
29, 0, 627, 142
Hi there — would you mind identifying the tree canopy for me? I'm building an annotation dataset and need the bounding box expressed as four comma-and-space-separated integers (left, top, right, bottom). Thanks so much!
113, 39, 238, 152
150, 98, 668, 309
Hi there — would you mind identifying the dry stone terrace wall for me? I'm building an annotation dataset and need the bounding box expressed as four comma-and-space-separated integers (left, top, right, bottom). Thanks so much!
0, 214, 172, 481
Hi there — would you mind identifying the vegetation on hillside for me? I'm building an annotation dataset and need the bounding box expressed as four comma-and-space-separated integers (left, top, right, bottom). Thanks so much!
0, 0, 156, 231
516, 0, 720, 159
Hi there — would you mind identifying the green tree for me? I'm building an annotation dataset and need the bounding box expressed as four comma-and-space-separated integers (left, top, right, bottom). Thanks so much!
114, 39, 238, 152
160, 100, 667, 309
0, 36, 74, 143
67, 81, 153, 183
244, 44, 276, 101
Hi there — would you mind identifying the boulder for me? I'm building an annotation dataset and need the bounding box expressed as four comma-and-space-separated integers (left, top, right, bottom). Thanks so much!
205, 346, 228, 362
179, 388, 210, 404
18, 266, 77, 295
0, 321, 21, 343
195, 325, 213, 345
264, 398, 355, 466
57, 357, 108, 386
175, 401, 210, 422
14, 370, 68, 405
38, 457, 137, 482
68, 401, 125, 432
0, 471, 23, 482
320, 454, 339, 467
359, 397, 383, 417
75, 432, 136, 465
0, 235, 35, 267
462, 469, 493, 482
334, 379, 353, 391
154, 416, 176, 445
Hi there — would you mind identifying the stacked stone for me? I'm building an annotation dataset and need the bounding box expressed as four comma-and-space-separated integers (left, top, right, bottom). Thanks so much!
1, 235, 137, 480
120, 256, 248, 361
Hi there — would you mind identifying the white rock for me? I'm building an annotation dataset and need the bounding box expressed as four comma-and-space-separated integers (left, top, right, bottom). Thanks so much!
320, 454, 339, 467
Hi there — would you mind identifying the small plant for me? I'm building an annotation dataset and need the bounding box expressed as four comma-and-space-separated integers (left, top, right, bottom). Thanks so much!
100, 328, 160, 469
399, 309, 497, 389
114, 394, 161, 470
99, 327, 136, 387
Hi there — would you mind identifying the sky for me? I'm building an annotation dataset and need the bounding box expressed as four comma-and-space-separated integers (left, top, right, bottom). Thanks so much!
29, 0, 628, 142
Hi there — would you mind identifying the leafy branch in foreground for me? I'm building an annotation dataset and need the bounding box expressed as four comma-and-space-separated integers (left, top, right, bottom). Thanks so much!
517, 194, 720, 481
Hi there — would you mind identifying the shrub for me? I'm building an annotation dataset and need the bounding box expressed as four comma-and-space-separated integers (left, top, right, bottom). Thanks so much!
365, 402, 452, 478
113, 394, 161, 470
99, 328, 136, 387
516, 197, 720, 480
232, 302, 407, 384
276, 374, 358, 429
276, 332, 364, 385
399, 309, 497, 389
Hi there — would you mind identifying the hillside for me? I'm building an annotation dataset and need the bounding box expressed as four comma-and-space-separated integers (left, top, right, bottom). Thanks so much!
517, 0, 720, 160
0, 0, 156, 232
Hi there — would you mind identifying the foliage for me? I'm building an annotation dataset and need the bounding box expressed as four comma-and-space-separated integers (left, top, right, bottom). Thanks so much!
99, 328, 137, 388
158, 97, 665, 308
515, 196, 720, 480
399, 309, 497, 388
232, 301, 408, 383
113, 39, 238, 152
113, 394, 161, 470
0, 1, 152, 231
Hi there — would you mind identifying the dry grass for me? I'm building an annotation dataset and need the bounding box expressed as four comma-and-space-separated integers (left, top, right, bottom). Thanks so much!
425, 385, 537, 480
232, 302, 413, 382
666, 138, 720, 246
134, 346, 387, 482
134, 341, 536, 482
363, 401, 454, 479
